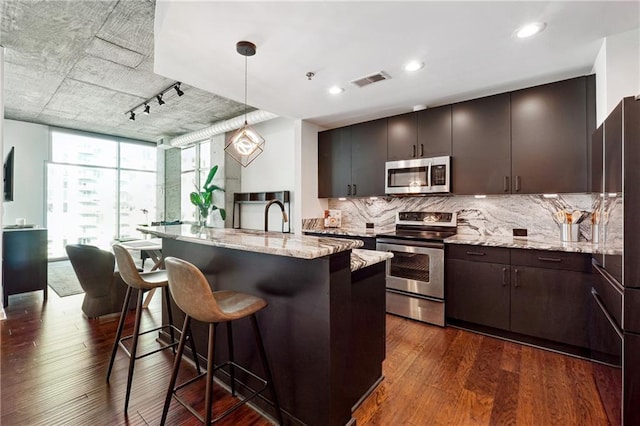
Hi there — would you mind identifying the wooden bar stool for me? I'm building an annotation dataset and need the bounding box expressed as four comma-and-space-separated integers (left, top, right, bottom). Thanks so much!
107, 244, 201, 412
161, 256, 283, 425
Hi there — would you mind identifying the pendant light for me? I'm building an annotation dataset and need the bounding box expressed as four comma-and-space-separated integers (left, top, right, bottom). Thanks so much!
225, 41, 265, 167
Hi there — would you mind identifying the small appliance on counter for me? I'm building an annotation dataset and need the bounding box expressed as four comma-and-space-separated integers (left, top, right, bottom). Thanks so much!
323, 209, 342, 228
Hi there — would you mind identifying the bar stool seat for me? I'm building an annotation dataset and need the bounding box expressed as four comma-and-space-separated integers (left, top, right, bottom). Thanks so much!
161, 256, 283, 425
107, 244, 200, 413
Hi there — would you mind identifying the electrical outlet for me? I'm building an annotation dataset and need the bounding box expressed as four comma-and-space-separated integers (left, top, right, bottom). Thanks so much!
513, 228, 528, 237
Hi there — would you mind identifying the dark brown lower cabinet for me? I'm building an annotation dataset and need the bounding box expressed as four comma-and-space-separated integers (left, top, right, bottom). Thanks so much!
446, 245, 591, 352
510, 266, 590, 348
446, 259, 510, 330
2, 228, 48, 307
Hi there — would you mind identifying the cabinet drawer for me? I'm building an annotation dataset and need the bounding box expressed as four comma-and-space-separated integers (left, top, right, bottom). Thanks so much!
511, 249, 591, 272
446, 244, 510, 264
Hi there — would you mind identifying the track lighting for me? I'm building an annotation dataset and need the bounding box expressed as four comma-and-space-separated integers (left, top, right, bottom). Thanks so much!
124, 81, 184, 121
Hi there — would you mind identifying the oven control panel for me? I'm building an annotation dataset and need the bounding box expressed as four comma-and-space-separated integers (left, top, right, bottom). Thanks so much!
396, 211, 457, 227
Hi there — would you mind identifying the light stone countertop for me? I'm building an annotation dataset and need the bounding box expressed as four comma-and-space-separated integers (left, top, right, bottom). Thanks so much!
350, 249, 393, 272
139, 225, 364, 260
303, 226, 393, 238
302, 226, 623, 255
444, 234, 622, 255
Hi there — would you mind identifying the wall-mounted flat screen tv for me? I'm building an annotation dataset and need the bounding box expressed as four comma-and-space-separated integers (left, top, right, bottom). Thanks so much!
4, 146, 14, 202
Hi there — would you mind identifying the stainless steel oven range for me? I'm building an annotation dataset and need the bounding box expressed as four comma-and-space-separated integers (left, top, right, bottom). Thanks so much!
376, 211, 457, 326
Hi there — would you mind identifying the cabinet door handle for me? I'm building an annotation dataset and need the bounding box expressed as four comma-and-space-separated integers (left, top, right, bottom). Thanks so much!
347, 184, 351, 196
466, 251, 486, 256
514, 269, 520, 287
504, 176, 509, 193
515, 176, 521, 192
538, 256, 562, 263
353, 184, 357, 196
420, 144, 424, 157
412, 145, 416, 158
502, 267, 507, 286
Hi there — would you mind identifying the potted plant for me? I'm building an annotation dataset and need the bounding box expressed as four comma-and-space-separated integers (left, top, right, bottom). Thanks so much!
190, 165, 226, 226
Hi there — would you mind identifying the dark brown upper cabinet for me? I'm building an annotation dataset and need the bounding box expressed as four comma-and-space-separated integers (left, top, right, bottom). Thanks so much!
387, 107, 452, 161
387, 112, 417, 161
317, 119, 387, 198
350, 118, 388, 197
452, 93, 511, 195
417, 105, 452, 157
319, 75, 595, 198
605, 101, 623, 194
318, 126, 351, 198
511, 76, 593, 194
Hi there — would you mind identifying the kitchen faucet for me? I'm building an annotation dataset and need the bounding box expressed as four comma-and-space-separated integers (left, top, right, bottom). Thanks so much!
264, 199, 289, 233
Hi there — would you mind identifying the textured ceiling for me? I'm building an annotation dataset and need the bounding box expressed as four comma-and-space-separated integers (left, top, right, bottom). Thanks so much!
0, 0, 250, 143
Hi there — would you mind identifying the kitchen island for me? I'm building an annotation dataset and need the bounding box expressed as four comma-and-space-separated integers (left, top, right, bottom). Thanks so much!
139, 225, 391, 426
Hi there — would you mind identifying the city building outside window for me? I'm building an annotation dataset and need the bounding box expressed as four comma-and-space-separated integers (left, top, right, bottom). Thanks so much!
180, 141, 211, 223
47, 129, 157, 259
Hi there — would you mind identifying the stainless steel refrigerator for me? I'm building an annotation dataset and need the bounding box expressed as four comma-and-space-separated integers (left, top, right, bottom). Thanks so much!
591, 95, 640, 425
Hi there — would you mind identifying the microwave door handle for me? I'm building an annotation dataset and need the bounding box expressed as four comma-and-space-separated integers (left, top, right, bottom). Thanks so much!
427, 161, 432, 187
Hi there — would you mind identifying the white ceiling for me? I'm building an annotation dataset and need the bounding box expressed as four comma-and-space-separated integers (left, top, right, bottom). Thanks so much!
154, 1, 639, 130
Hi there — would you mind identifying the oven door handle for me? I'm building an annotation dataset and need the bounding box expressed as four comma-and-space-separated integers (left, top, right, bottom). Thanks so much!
392, 252, 418, 259
377, 239, 444, 250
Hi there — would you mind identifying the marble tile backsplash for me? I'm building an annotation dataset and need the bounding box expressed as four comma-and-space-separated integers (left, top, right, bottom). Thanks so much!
302, 194, 624, 243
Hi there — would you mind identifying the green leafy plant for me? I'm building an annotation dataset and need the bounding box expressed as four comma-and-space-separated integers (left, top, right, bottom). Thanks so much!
189, 165, 226, 223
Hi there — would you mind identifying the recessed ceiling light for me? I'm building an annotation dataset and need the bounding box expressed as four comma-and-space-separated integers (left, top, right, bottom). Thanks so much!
404, 61, 424, 72
516, 22, 546, 38
329, 86, 344, 95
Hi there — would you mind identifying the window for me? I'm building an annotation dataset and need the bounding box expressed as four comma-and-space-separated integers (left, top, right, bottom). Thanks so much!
180, 141, 211, 222
47, 130, 157, 259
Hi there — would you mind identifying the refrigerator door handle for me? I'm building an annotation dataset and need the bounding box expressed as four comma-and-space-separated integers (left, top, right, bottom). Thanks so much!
592, 288, 623, 340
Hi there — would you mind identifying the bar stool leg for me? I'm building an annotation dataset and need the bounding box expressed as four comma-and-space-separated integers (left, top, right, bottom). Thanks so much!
250, 314, 284, 426
160, 315, 191, 426
204, 323, 217, 425
124, 289, 144, 412
106, 285, 132, 382
163, 286, 176, 353
187, 325, 202, 375
226, 321, 236, 397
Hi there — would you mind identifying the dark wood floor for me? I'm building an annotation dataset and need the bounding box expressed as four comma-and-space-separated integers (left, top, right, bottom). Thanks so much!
1, 289, 620, 425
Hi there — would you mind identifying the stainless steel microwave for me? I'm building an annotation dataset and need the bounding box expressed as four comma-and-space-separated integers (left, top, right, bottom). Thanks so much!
385, 156, 451, 195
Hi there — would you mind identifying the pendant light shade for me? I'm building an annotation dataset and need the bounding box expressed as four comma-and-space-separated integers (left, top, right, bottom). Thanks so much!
225, 41, 264, 167
226, 121, 265, 167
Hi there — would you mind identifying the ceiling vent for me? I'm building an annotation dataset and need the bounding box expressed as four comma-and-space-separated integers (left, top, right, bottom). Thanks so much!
350, 71, 391, 88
